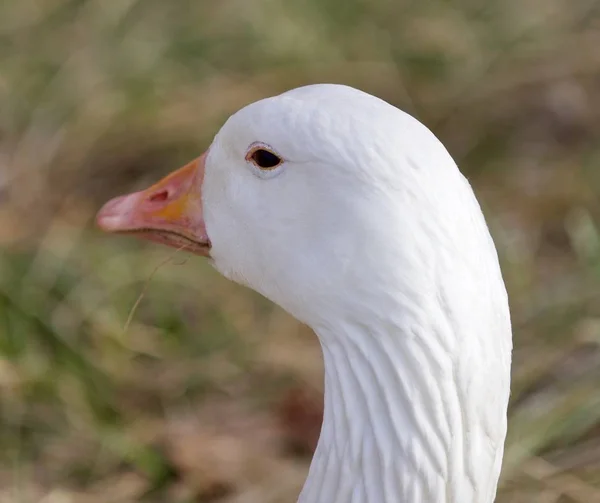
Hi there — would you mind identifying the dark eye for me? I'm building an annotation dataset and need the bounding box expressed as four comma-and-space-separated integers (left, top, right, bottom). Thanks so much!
248, 148, 282, 169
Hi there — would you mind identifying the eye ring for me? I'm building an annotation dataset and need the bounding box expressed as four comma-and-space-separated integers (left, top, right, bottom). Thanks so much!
246, 144, 283, 170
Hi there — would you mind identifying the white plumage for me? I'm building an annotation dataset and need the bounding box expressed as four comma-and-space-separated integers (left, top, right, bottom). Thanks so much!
98, 83, 513, 503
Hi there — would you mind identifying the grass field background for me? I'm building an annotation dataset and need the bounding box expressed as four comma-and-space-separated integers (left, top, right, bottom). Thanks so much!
1, 1, 600, 501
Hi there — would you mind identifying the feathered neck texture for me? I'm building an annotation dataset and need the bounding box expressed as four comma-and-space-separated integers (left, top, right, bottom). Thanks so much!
299, 308, 507, 503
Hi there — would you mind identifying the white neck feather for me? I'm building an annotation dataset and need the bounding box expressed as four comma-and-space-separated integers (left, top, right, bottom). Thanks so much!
298, 314, 506, 503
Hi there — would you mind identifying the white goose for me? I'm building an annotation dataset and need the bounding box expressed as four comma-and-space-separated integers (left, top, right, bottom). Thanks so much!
97, 84, 512, 503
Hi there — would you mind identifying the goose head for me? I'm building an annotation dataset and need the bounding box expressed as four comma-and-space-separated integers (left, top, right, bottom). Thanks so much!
98, 84, 463, 328
97, 84, 512, 503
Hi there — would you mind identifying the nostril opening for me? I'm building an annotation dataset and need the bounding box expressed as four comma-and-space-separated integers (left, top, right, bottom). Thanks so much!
149, 190, 169, 203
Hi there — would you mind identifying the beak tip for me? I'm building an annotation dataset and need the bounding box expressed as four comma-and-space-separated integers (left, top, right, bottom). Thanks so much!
95, 213, 120, 232
95, 194, 136, 233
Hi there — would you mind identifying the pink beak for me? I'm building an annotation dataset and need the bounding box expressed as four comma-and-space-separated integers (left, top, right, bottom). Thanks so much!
96, 153, 210, 256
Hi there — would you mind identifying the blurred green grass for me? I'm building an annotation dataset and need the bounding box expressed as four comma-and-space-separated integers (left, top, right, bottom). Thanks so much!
1, 0, 600, 501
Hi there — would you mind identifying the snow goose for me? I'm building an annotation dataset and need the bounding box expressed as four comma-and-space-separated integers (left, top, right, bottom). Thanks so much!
97, 84, 512, 503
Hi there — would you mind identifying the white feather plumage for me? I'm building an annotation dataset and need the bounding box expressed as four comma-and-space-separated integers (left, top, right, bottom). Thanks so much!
201, 84, 512, 503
